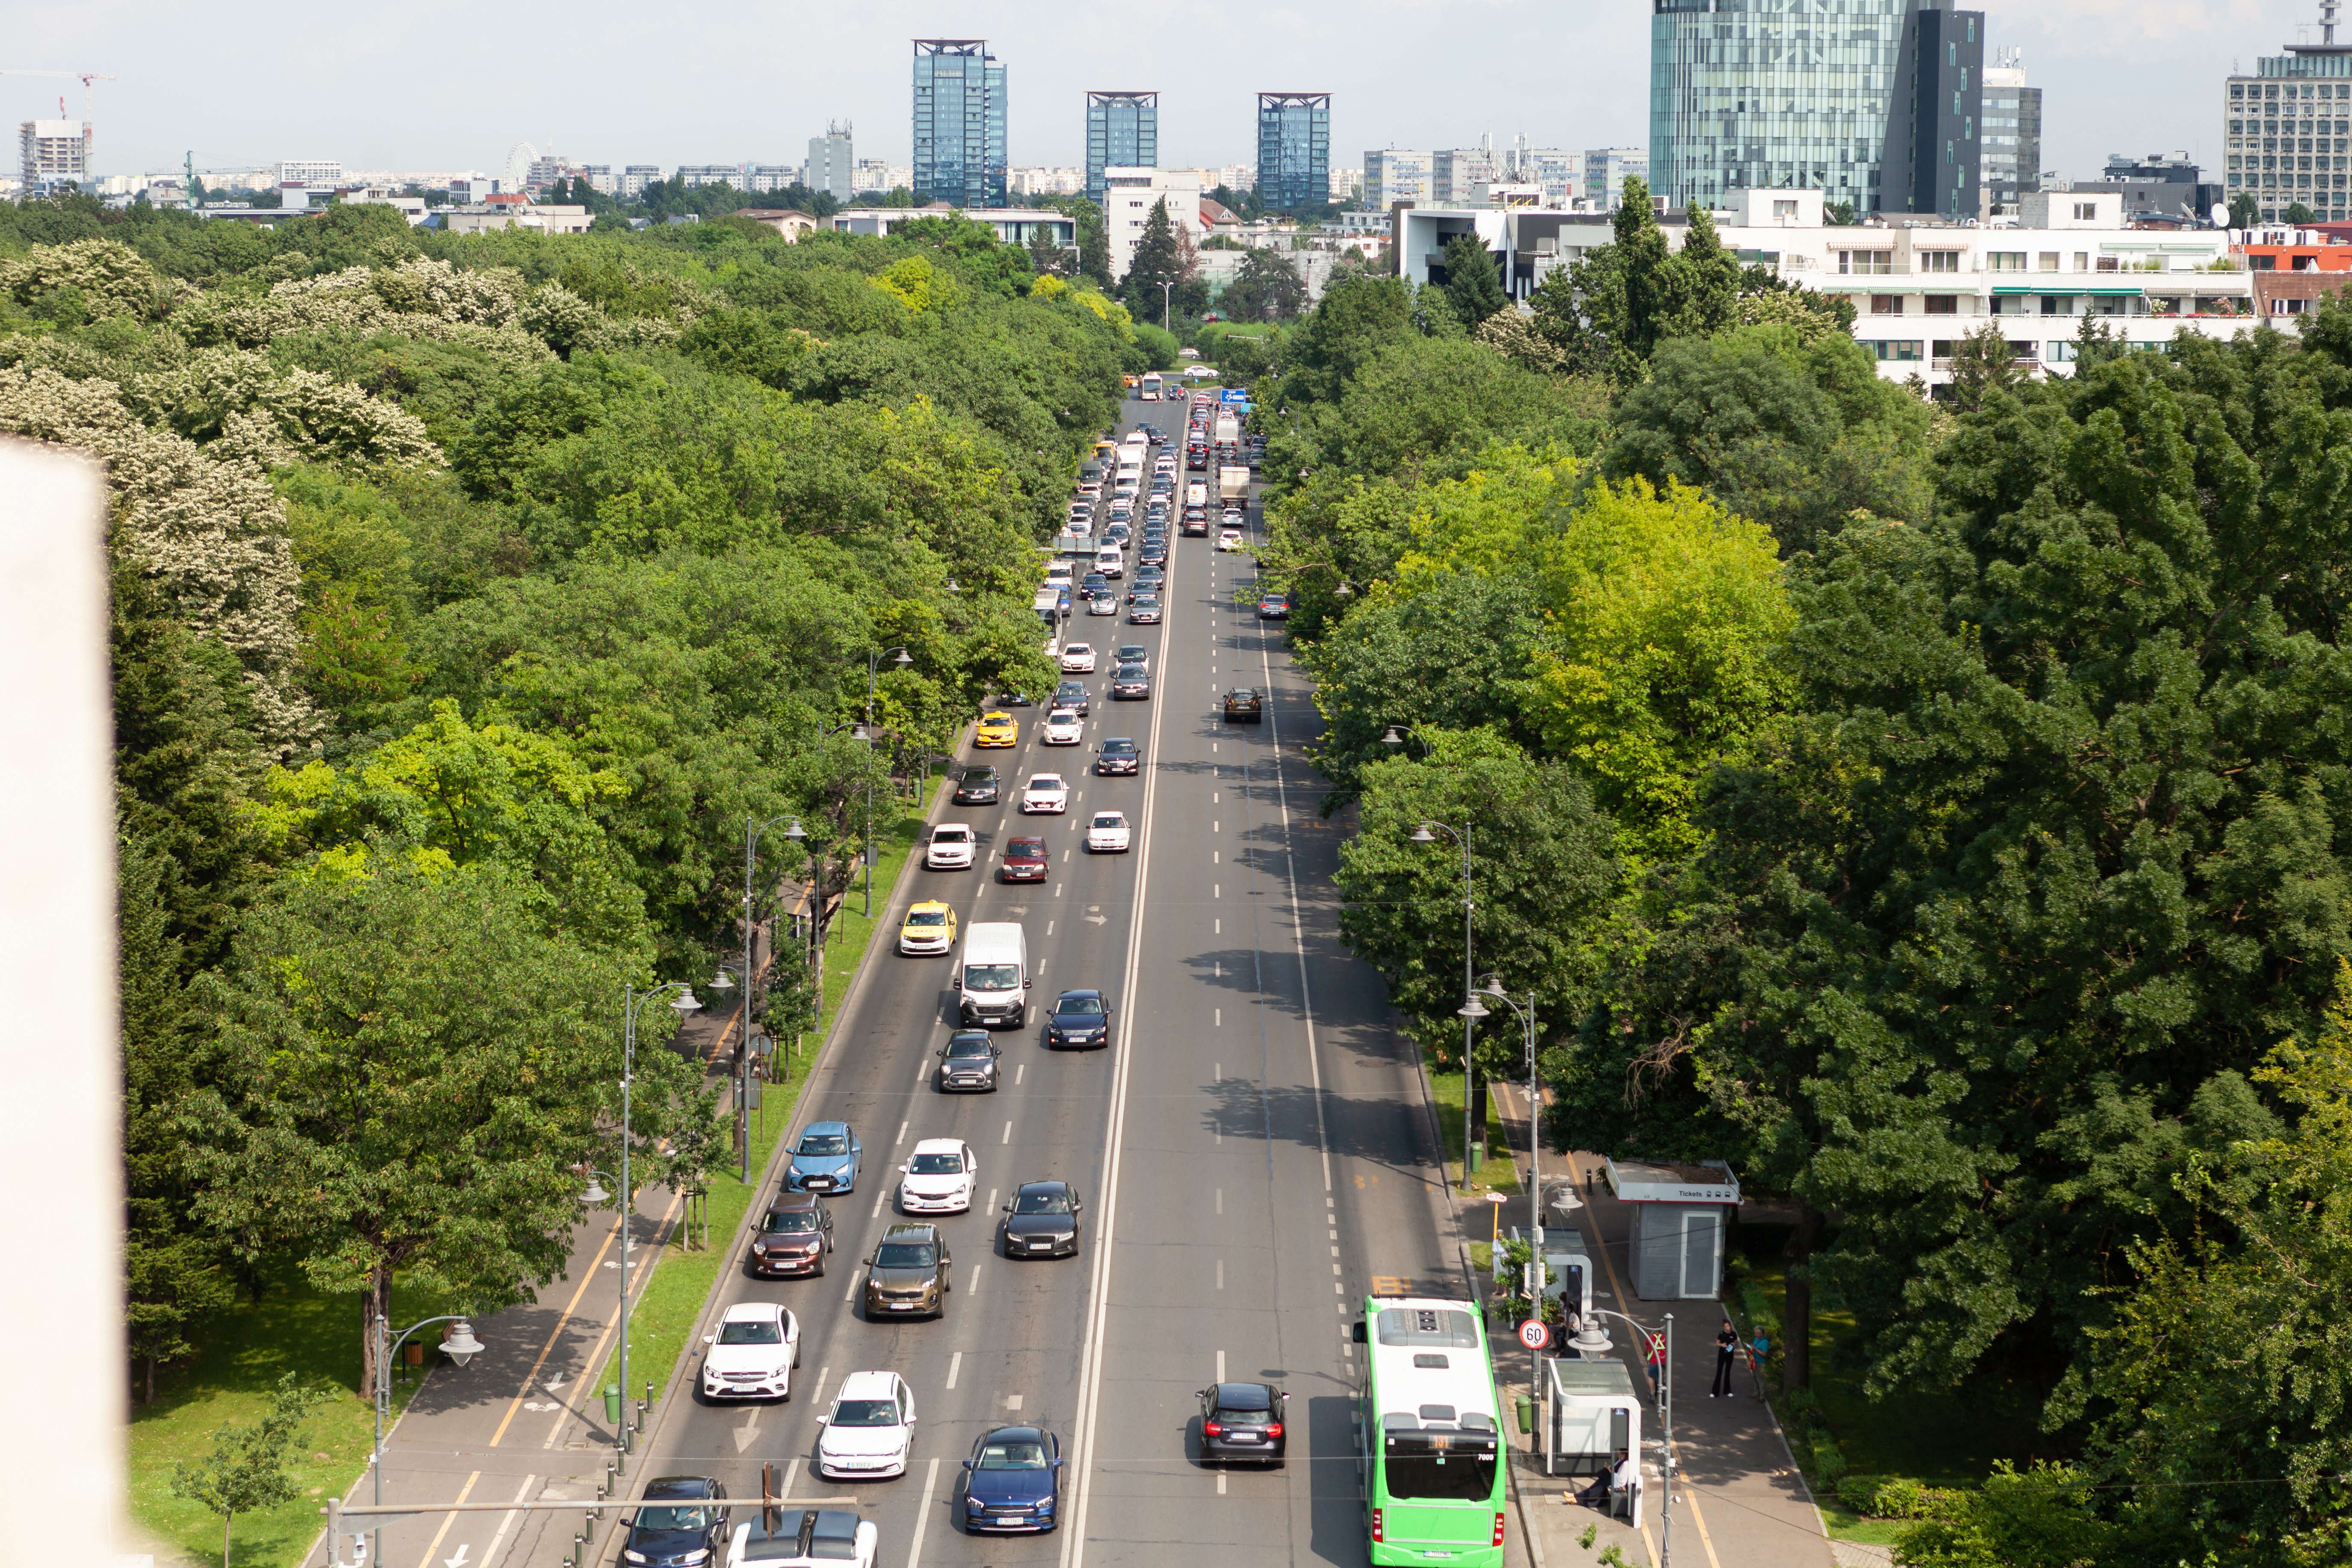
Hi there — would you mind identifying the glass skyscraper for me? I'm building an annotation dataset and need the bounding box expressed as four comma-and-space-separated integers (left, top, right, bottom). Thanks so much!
1086, 92, 1158, 209
913, 39, 1007, 208
1256, 92, 1331, 212
1650, 0, 1914, 214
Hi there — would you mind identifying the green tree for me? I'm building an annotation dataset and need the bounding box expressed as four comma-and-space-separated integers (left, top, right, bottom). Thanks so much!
1223, 247, 1309, 323
1439, 233, 1508, 327
1889, 1464, 2117, 1568
171, 1373, 324, 1568
1825, 199, 1857, 225
2228, 191, 2261, 229
183, 859, 692, 1391
1123, 197, 1183, 324
2284, 200, 2320, 224
1941, 319, 2030, 412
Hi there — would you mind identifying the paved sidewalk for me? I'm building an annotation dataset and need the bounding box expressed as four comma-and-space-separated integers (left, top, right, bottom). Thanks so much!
1479, 1086, 1833, 1568
302, 990, 755, 1568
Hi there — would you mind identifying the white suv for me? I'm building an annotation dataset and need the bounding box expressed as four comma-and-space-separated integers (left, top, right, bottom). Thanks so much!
700, 1300, 801, 1401
817, 1371, 917, 1479
926, 824, 976, 870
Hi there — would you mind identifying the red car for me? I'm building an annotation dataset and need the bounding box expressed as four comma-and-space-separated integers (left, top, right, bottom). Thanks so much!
1000, 835, 1049, 882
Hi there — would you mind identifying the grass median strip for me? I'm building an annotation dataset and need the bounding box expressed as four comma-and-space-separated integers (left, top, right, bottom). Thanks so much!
1427, 1070, 1523, 1197
595, 786, 937, 1411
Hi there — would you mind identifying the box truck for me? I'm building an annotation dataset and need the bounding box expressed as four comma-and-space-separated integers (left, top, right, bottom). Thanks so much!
1219, 466, 1250, 504
958, 923, 1030, 1027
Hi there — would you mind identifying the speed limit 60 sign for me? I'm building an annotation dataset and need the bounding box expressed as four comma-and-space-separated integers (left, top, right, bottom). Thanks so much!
1518, 1319, 1551, 1350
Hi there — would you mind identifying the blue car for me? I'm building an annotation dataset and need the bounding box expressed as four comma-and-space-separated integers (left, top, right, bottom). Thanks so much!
786, 1122, 861, 1194
962, 1424, 1063, 1533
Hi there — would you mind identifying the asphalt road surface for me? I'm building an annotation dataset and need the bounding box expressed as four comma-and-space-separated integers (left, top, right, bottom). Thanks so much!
622, 392, 1459, 1568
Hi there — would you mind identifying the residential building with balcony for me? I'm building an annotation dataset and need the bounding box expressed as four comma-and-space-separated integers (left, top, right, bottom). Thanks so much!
1102, 166, 1205, 280
1365, 148, 1432, 210
1395, 185, 2255, 390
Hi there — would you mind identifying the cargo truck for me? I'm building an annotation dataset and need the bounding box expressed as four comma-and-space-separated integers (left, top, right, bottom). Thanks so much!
1220, 466, 1250, 504
1214, 413, 1240, 447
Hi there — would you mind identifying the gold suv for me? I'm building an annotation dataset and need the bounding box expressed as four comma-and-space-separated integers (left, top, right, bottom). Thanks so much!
863, 1223, 952, 1319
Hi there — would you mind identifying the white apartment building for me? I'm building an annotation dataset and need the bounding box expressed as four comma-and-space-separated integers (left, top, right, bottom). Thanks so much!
1366, 149, 1432, 210
278, 158, 342, 186
1397, 187, 2256, 389
622, 165, 661, 197
1102, 165, 1204, 280
442, 203, 592, 236
1008, 166, 1085, 196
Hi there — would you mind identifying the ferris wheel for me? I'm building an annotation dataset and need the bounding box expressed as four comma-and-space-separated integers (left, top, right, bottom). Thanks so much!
504, 141, 537, 194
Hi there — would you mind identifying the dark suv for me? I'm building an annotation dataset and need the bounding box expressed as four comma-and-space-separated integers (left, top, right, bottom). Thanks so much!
1096, 737, 1140, 775
748, 1192, 834, 1278
1054, 679, 1090, 716
955, 765, 1001, 805
624, 1477, 729, 1568
864, 1223, 952, 1319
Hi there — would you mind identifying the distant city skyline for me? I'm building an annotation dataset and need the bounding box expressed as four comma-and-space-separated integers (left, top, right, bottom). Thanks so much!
0, 0, 2331, 187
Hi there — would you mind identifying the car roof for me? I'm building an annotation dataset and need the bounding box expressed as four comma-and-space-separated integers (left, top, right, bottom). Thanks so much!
645, 1475, 720, 1498
805, 1120, 849, 1135
907, 898, 952, 914
1006, 835, 1045, 850
978, 1423, 1051, 1445
933, 822, 972, 834
1028, 773, 1065, 784
909, 1136, 966, 1155
880, 1220, 941, 1241
1049, 707, 1080, 718
835, 1370, 900, 1401
722, 1300, 782, 1322
1054, 989, 1104, 1005
980, 710, 1011, 721
1016, 1178, 1073, 1195
1102, 737, 1137, 747
1211, 1381, 1275, 1406
767, 1191, 824, 1212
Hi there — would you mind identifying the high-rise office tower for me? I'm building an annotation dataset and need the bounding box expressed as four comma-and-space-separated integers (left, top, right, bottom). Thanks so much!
808, 121, 855, 202
1883, 2, 1984, 217
1979, 49, 2042, 215
2222, 0, 2352, 224
1256, 93, 1331, 211
1086, 92, 1158, 208
913, 39, 1007, 207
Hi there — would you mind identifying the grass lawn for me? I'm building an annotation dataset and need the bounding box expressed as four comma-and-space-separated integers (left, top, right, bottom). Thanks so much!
1425, 1071, 1521, 1197
128, 1270, 450, 1568
1735, 1239, 2063, 1540
592, 784, 936, 1409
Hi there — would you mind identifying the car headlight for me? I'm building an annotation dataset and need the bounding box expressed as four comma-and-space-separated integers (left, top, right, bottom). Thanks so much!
624, 1554, 648, 1565
680, 1553, 710, 1567
751, 1241, 766, 1254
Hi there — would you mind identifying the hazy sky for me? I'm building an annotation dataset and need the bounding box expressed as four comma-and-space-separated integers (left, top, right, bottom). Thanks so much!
3, 0, 2330, 185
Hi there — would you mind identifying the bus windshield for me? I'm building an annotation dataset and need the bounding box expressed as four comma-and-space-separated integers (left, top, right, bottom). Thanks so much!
1383, 1429, 1500, 1502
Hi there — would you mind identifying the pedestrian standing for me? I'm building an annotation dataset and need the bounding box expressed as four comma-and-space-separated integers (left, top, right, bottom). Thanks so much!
1643, 1329, 1665, 1400
1748, 1328, 1770, 1398
1710, 1319, 1738, 1397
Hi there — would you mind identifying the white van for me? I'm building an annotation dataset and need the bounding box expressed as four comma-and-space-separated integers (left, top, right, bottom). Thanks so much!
1095, 546, 1125, 580
958, 922, 1030, 1027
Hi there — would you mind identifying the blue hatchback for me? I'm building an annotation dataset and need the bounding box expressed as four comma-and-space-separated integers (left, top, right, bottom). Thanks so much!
786, 1122, 861, 1194
963, 1424, 1063, 1533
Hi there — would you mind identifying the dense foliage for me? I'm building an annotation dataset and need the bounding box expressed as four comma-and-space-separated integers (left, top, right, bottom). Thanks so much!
1, 192, 1132, 1394
1254, 178, 2352, 1564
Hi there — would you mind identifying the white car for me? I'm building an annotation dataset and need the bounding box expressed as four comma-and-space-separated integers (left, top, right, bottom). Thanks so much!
1086, 592, 1118, 616
926, 823, 976, 869
1086, 811, 1132, 853
898, 1138, 977, 1213
816, 1371, 917, 1480
700, 1300, 801, 1402
1022, 774, 1069, 813
1217, 528, 1245, 551
1060, 643, 1097, 673
1043, 708, 1084, 746
728, 1509, 878, 1568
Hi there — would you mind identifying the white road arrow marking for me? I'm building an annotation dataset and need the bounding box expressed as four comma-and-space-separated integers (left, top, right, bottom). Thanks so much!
545, 1378, 565, 1393
444, 1547, 472, 1568
733, 1407, 760, 1453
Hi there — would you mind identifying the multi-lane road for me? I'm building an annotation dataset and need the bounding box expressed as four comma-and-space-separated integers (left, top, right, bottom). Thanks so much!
630, 393, 1462, 1568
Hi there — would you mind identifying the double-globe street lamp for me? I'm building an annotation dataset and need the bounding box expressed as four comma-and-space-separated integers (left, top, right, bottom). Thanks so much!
736, 814, 805, 1180
1393, 794, 1478, 1184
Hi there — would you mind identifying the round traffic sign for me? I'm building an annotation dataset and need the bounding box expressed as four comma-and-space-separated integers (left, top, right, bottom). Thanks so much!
1518, 1319, 1551, 1350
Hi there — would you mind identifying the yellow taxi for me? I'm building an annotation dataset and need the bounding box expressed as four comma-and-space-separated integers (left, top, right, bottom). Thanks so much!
898, 900, 957, 956
974, 711, 1019, 748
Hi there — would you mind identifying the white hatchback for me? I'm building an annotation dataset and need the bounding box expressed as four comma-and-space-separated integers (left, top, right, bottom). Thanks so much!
700, 1300, 801, 1402
926, 823, 976, 870
1022, 774, 1069, 813
1086, 811, 1132, 853
1043, 708, 1084, 746
898, 1138, 977, 1213
1217, 528, 1245, 551
1060, 643, 1096, 673
816, 1371, 917, 1480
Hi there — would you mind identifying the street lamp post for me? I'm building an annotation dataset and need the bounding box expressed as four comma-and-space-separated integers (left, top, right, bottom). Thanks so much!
861, 648, 915, 916
1461, 984, 1541, 1415
1161, 279, 1173, 334
1563, 1308, 1677, 1563
371, 1313, 484, 1566
738, 813, 803, 1180
613, 980, 707, 1464
1400, 801, 1476, 1185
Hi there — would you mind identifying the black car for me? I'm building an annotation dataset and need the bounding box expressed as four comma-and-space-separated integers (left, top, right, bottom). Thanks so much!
1080, 572, 1109, 598
1053, 679, 1090, 716
1002, 1180, 1085, 1258
1045, 989, 1111, 1049
1111, 663, 1151, 700
955, 766, 1001, 805
749, 1192, 834, 1278
1096, 737, 1140, 775
1198, 1382, 1289, 1465
625, 1476, 729, 1567
1223, 687, 1263, 723
937, 1030, 1002, 1092
1140, 545, 1167, 568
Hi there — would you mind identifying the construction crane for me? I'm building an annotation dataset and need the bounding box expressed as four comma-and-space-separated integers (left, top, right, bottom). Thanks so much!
0, 69, 117, 123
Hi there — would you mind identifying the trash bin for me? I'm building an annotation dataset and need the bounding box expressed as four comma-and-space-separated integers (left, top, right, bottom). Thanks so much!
1516, 1395, 1536, 1435
604, 1385, 622, 1425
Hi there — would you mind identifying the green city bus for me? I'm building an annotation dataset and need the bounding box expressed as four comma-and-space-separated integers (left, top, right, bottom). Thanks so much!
1357, 1294, 1508, 1566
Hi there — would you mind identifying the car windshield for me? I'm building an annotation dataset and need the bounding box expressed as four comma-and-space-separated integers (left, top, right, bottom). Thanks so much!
946, 1037, 992, 1059
1214, 1384, 1273, 1413
875, 1242, 937, 1268
909, 1152, 964, 1175
1092, 815, 1123, 828
1104, 740, 1136, 754
719, 1319, 783, 1344
1057, 996, 1105, 1016
1029, 777, 1064, 791
934, 826, 971, 840
1014, 1188, 1073, 1214
797, 1133, 848, 1156
831, 1399, 902, 1428
965, 963, 1020, 991
762, 1209, 819, 1233
635, 1504, 716, 1531
906, 910, 947, 927
1117, 666, 1145, 678
976, 1440, 1050, 1470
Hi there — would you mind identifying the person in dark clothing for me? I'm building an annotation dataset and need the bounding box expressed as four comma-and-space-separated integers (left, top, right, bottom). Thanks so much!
1710, 1320, 1738, 1397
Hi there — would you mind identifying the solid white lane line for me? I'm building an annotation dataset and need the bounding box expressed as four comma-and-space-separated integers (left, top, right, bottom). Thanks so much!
895, 1119, 908, 1146
903, 1457, 940, 1568
947, 1350, 963, 1390
1257, 605, 1336, 1194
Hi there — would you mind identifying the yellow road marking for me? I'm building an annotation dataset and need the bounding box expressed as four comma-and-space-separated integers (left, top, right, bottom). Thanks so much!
411, 1469, 477, 1568
487, 1218, 623, 1447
